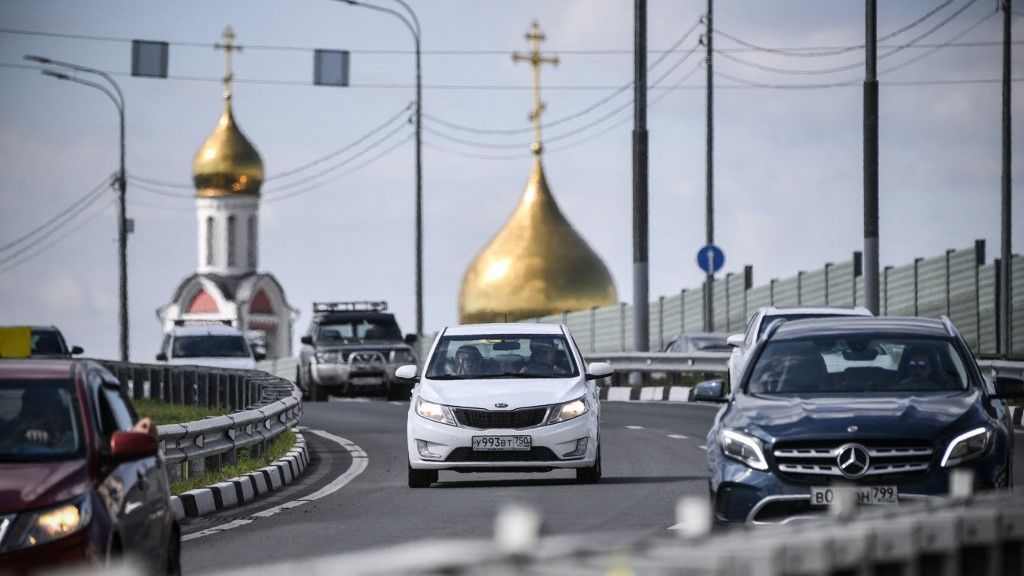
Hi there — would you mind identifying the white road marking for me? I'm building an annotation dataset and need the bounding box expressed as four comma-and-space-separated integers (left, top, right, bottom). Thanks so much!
626, 425, 644, 430
697, 445, 707, 451
181, 429, 368, 542
667, 523, 684, 530
389, 401, 406, 406
667, 434, 689, 440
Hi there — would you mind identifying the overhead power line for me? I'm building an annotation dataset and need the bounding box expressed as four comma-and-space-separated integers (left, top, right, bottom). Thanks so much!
0, 173, 114, 255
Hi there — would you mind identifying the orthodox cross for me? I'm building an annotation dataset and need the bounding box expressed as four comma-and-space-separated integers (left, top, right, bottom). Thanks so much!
512, 21, 559, 155
215, 26, 243, 100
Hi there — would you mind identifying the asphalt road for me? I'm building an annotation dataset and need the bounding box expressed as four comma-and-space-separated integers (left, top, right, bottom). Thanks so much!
181, 399, 1024, 574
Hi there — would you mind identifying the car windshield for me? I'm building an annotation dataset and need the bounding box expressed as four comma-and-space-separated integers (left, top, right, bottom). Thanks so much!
0, 379, 84, 461
173, 335, 252, 358
425, 334, 579, 379
746, 336, 969, 394
317, 320, 401, 342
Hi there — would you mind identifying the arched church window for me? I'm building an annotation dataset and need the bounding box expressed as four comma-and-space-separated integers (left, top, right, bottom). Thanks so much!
227, 215, 237, 266
205, 216, 215, 266
248, 215, 257, 269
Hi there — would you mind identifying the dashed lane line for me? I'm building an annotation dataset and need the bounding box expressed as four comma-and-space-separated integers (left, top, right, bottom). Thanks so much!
626, 425, 644, 430
667, 434, 689, 440
697, 445, 707, 451
181, 429, 368, 542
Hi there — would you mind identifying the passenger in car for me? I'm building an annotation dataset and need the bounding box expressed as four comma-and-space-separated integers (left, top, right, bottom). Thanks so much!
451, 345, 483, 376
520, 341, 567, 375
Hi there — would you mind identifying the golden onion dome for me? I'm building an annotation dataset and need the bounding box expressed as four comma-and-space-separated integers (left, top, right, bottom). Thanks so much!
459, 156, 617, 323
192, 98, 263, 198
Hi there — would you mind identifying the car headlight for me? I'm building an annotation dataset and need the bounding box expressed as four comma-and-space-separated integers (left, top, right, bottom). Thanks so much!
415, 398, 457, 426
390, 349, 416, 365
547, 397, 588, 425
0, 495, 92, 553
720, 429, 769, 471
941, 427, 991, 467
315, 351, 340, 363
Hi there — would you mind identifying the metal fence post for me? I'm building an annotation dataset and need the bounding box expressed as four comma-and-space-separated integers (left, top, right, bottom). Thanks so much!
824, 262, 832, 304
658, 295, 665, 350
590, 307, 596, 353
619, 302, 626, 352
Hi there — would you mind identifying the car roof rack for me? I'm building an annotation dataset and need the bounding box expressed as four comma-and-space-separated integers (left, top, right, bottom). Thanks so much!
313, 301, 389, 313
174, 319, 233, 326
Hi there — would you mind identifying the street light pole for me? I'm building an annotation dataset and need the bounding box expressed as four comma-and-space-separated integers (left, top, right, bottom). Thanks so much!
339, 0, 424, 340
27, 55, 129, 362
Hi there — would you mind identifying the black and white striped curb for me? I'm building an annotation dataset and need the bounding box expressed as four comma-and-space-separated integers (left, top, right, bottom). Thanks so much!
598, 386, 694, 402
170, 431, 309, 519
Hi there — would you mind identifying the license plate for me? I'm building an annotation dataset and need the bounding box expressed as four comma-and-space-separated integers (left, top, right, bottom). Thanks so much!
810, 485, 898, 507
472, 435, 532, 451
350, 376, 383, 386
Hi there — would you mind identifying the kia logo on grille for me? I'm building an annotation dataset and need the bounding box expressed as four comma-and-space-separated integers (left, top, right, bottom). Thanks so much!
836, 443, 870, 479
494, 403, 508, 408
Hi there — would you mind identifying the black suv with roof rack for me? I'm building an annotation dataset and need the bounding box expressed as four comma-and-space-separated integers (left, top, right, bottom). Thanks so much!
296, 301, 418, 401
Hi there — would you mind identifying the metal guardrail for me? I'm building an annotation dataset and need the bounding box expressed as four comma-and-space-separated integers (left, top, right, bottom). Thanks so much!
585, 351, 730, 375
99, 360, 302, 482
979, 359, 1024, 380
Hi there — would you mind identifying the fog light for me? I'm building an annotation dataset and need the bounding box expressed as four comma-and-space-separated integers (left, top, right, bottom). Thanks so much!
416, 439, 443, 460
562, 437, 588, 458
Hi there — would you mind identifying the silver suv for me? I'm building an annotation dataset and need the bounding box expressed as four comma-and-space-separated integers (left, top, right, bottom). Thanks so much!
297, 301, 418, 401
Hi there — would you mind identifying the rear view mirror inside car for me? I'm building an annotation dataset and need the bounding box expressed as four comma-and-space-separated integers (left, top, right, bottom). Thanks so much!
843, 348, 879, 361
492, 341, 521, 351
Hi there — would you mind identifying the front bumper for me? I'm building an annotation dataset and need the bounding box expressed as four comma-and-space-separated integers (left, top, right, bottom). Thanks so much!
310, 362, 394, 388
407, 410, 599, 471
709, 448, 1009, 525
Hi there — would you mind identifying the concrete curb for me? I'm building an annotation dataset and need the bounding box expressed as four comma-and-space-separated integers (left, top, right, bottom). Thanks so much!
171, 431, 309, 519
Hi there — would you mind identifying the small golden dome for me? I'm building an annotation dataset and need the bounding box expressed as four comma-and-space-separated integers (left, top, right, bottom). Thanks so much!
192, 98, 263, 198
459, 156, 617, 323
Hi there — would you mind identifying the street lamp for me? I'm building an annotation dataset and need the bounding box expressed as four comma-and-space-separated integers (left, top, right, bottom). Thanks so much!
336, 0, 424, 341
26, 55, 129, 362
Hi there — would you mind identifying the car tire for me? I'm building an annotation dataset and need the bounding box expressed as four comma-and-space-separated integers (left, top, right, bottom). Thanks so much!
309, 379, 327, 402
166, 524, 182, 576
575, 446, 601, 484
408, 463, 437, 488
297, 368, 310, 401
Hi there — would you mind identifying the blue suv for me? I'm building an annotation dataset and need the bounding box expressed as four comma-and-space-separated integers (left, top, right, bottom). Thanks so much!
699, 316, 1023, 524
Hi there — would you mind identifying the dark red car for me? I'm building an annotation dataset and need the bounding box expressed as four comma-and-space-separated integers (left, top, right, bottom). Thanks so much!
0, 359, 180, 574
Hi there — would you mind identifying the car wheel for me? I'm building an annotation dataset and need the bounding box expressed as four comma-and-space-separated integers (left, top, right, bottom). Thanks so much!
408, 463, 437, 488
297, 368, 310, 401
576, 446, 601, 484
166, 524, 182, 576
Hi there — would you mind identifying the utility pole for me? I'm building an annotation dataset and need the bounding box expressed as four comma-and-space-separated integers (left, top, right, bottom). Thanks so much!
863, 0, 881, 316
704, 0, 715, 332
632, 0, 650, 363
1000, 0, 1013, 355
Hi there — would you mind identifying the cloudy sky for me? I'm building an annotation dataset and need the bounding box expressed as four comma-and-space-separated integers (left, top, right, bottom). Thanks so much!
0, 0, 1021, 360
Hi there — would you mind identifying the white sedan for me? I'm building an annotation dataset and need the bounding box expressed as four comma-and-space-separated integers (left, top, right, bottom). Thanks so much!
398, 323, 612, 488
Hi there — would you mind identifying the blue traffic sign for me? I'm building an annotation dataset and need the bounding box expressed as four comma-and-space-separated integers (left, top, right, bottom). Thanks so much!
697, 244, 725, 274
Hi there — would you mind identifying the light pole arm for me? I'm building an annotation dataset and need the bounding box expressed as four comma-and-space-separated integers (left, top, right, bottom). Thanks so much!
26, 55, 125, 110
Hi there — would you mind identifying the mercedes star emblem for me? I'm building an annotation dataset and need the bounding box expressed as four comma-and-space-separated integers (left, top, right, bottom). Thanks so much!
836, 443, 870, 479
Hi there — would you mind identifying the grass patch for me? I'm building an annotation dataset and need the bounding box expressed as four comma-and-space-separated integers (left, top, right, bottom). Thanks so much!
170, 429, 297, 495
133, 398, 228, 426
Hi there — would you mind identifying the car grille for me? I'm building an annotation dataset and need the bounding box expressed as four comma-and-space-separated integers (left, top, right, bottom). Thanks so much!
445, 447, 558, 462
772, 439, 933, 484
453, 407, 548, 430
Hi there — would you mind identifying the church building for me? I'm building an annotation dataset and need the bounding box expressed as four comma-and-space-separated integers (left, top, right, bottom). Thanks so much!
157, 27, 296, 358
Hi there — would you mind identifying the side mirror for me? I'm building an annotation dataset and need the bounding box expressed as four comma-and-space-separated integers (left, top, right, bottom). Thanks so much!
301, 335, 313, 345
108, 431, 158, 461
70, 346, 84, 355
394, 364, 418, 381
693, 379, 727, 403
586, 362, 614, 381
992, 376, 1024, 400
254, 352, 267, 361
727, 334, 744, 348
404, 333, 419, 345
155, 352, 168, 362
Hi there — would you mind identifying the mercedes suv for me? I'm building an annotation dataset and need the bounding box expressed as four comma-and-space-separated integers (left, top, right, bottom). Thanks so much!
701, 316, 1023, 525
297, 301, 418, 401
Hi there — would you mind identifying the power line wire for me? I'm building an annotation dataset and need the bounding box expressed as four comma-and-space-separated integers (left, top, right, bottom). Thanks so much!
0, 184, 115, 266
0, 173, 114, 254
262, 133, 413, 204
0, 196, 117, 275
879, 8, 996, 76
422, 18, 703, 136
